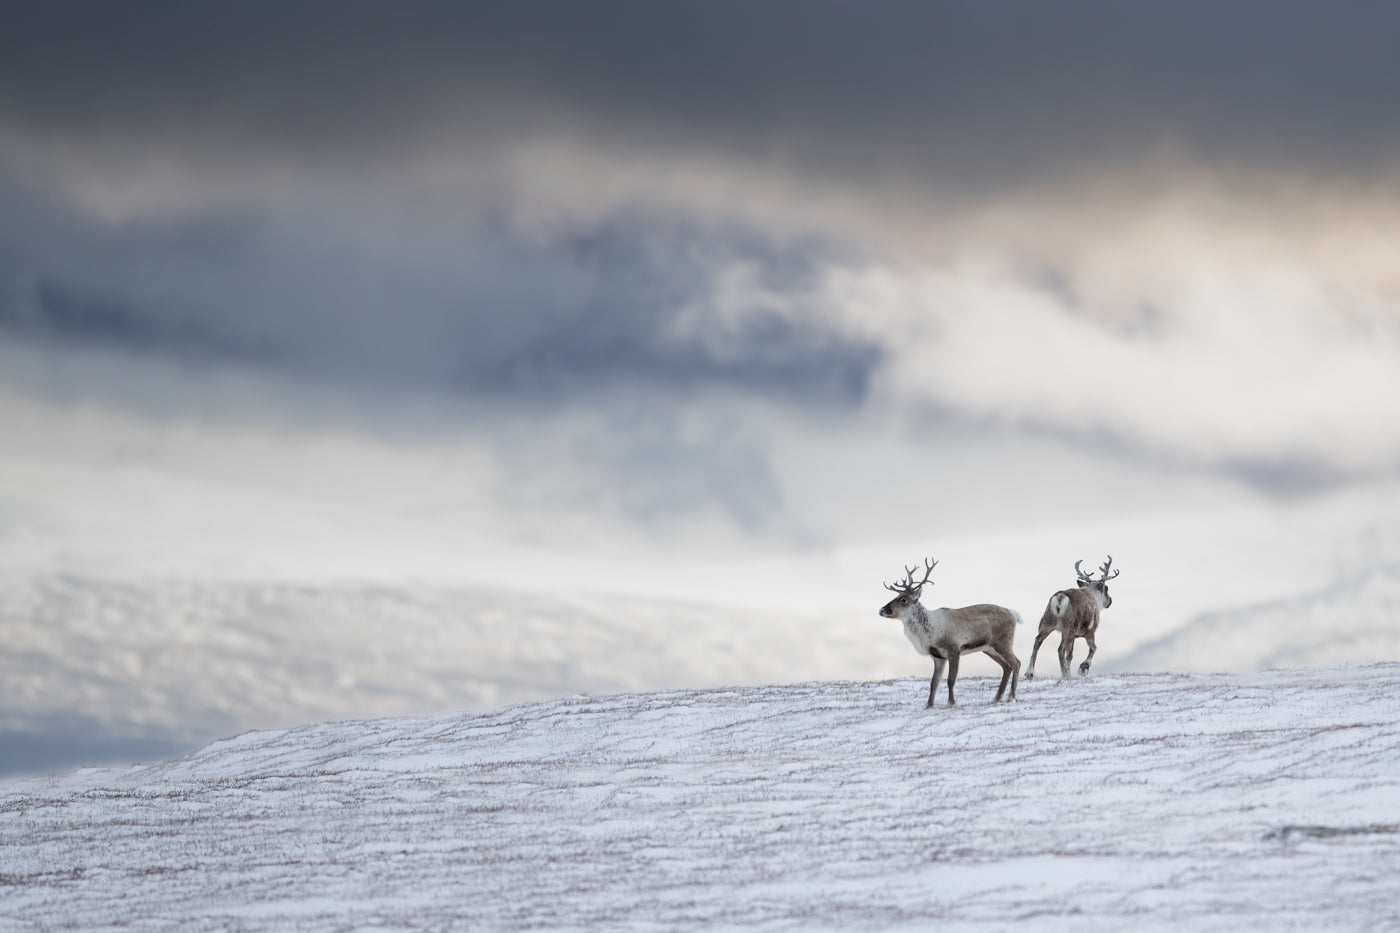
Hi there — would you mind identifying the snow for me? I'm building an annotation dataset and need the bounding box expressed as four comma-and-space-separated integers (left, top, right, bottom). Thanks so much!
1119, 562, 1400, 671
5, 390, 1400, 780
7, 472, 1400, 779
3, 664, 1400, 930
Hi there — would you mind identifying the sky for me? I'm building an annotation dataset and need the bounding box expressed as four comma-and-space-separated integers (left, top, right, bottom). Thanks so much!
3, 2, 1400, 773
5, 1, 1400, 493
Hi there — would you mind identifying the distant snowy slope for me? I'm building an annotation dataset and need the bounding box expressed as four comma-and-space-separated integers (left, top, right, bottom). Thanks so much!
0, 573, 903, 776
1118, 563, 1400, 672
3, 665, 1400, 930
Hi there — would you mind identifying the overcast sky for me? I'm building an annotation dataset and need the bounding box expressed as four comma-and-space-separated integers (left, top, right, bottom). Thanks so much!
3, 1, 1400, 542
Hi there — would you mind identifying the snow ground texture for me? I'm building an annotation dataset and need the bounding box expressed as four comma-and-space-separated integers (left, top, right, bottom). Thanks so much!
3, 664, 1400, 931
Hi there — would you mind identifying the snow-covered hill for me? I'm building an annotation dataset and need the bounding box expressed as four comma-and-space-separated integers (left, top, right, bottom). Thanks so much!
7, 470, 1400, 781
6, 390, 1400, 779
1117, 562, 1400, 672
4, 664, 1400, 930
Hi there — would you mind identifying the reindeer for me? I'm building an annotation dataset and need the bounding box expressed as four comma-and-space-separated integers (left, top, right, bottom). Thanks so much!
878, 558, 1022, 707
1025, 556, 1119, 680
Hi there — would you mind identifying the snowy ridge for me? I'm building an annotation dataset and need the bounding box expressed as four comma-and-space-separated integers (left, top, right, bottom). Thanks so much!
4, 664, 1400, 930
0, 572, 904, 775
1119, 563, 1400, 672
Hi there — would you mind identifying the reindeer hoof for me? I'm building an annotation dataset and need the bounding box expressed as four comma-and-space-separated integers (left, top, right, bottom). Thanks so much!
1024, 672, 1034, 680
1079, 664, 1091, 675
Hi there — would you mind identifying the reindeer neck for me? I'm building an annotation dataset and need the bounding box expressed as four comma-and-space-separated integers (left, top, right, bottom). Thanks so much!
909, 601, 937, 633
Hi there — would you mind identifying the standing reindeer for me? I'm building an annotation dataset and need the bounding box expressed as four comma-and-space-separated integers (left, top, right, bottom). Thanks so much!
1025, 557, 1119, 680
878, 558, 1022, 707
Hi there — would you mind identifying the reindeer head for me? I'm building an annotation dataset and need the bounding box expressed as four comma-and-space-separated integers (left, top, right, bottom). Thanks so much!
879, 558, 937, 621
1074, 556, 1120, 607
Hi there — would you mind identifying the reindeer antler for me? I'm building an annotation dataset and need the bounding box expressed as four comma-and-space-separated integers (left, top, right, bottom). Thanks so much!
884, 557, 938, 595
1076, 557, 1119, 584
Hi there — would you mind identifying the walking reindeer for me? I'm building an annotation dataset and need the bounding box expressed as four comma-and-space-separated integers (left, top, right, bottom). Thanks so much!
1025, 556, 1119, 680
878, 558, 1022, 707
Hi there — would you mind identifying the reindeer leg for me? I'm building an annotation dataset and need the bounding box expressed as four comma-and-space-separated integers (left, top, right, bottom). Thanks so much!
1079, 632, 1097, 676
998, 645, 1022, 700
1057, 633, 1075, 680
945, 649, 960, 706
984, 646, 1014, 702
1025, 625, 1053, 680
927, 655, 946, 709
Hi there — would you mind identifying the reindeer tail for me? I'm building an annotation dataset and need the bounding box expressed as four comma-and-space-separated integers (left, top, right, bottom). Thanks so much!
1038, 593, 1068, 631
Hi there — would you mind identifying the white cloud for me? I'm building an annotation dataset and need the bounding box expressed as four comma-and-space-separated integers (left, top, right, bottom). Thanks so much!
811, 256, 1400, 474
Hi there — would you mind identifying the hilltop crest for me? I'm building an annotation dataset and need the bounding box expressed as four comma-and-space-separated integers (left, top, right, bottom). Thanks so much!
3, 665, 1400, 930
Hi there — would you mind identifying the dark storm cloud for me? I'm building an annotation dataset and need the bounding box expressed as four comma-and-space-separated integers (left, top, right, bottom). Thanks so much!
7, 0, 932, 406
0, 167, 876, 406
5, 1, 1400, 183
